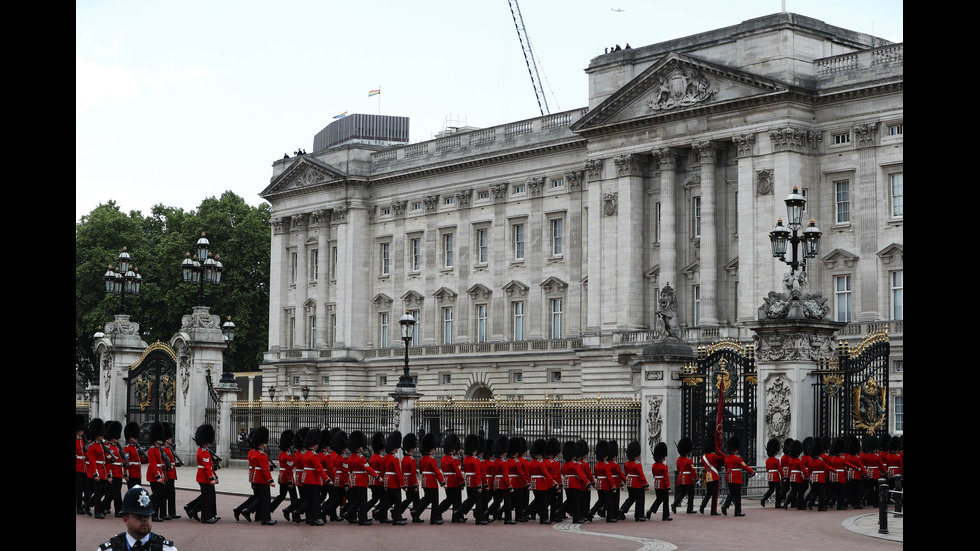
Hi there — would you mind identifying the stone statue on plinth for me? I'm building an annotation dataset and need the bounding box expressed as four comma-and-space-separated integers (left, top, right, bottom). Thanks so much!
759, 269, 830, 320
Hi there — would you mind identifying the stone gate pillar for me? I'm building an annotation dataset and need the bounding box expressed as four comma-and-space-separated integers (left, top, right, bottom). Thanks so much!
633, 337, 696, 470
170, 306, 230, 460
745, 318, 844, 466
92, 314, 148, 422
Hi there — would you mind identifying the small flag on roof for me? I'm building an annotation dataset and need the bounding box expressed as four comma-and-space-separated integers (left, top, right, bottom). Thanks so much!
333, 111, 347, 119
368, 89, 381, 97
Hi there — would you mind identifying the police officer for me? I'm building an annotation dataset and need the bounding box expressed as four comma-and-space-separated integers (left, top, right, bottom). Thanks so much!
96, 485, 178, 551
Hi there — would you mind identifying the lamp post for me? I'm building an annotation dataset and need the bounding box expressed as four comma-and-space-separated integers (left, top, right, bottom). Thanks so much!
768, 186, 822, 279
180, 232, 224, 307
268, 386, 276, 402
220, 316, 236, 385
103, 247, 142, 314
396, 312, 418, 390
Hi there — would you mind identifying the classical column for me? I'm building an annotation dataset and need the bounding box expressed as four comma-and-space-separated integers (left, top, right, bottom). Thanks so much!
694, 141, 720, 326
854, 123, 881, 321
733, 134, 757, 323
613, 153, 648, 329
655, 149, 679, 297
313, 209, 330, 348
269, 217, 288, 349
584, 159, 604, 337
293, 214, 309, 348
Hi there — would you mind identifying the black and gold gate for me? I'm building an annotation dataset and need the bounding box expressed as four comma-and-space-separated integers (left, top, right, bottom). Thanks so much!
127, 342, 177, 440
681, 339, 759, 459
812, 330, 890, 439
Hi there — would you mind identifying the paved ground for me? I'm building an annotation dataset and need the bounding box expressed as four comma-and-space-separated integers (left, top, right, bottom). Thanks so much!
76, 466, 903, 551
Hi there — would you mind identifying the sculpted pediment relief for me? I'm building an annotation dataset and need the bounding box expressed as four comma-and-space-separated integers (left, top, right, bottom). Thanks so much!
260, 156, 348, 198
572, 53, 787, 133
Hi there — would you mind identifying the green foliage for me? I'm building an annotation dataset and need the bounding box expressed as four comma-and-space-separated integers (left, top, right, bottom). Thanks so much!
75, 193, 271, 385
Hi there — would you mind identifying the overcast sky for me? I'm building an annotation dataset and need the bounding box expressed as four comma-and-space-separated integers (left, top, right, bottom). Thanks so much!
76, 0, 903, 222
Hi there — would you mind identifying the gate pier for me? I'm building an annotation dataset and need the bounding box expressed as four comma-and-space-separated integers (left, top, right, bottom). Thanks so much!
92, 314, 149, 423
745, 318, 844, 465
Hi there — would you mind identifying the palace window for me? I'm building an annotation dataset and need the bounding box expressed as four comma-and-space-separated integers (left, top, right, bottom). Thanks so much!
476, 304, 488, 343
442, 307, 454, 344
309, 249, 319, 281
832, 132, 851, 145
380, 242, 390, 275
379, 312, 389, 348
835, 180, 851, 223
513, 301, 525, 341
477, 228, 489, 264
443, 233, 454, 268
551, 218, 563, 256
891, 270, 903, 320
692, 196, 701, 238
890, 173, 903, 218
551, 298, 563, 339
410, 237, 422, 271
835, 275, 852, 322
408, 309, 421, 346
513, 223, 525, 260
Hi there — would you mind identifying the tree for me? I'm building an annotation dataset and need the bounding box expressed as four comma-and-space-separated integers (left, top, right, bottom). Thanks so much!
75, 193, 271, 385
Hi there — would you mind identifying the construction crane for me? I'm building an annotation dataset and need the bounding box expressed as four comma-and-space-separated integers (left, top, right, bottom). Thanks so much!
507, 0, 550, 116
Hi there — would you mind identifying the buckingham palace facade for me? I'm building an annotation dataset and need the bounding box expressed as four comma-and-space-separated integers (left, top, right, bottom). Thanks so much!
258, 13, 903, 436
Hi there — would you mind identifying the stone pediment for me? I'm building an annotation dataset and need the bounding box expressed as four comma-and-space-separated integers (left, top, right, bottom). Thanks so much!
260, 156, 348, 198
820, 248, 860, 269
571, 53, 788, 134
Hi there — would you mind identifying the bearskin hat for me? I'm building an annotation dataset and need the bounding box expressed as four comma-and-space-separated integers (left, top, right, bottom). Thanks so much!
151, 421, 166, 443
421, 432, 436, 454
88, 418, 105, 439
809, 437, 823, 457
305, 428, 321, 449
484, 438, 495, 458
332, 430, 348, 453
801, 437, 813, 456
889, 435, 902, 453
702, 435, 715, 455
444, 433, 460, 453
279, 430, 294, 451
790, 439, 803, 459
863, 434, 878, 454
782, 438, 794, 456
295, 427, 309, 450
847, 436, 861, 456
727, 435, 741, 454
402, 433, 417, 453
478, 436, 487, 456
546, 438, 560, 458
654, 441, 668, 462
562, 440, 577, 461
576, 439, 589, 459
676, 436, 693, 458
507, 436, 522, 456
247, 428, 259, 450
608, 440, 619, 459
163, 423, 174, 441
766, 438, 781, 458
386, 431, 403, 453
372, 432, 386, 454
125, 422, 140, 441
832, 437, 846, 456
493, 436, 510, 457
626, 440, 641, 460
106, 420, 123, 441
76, 414, 87, 433
530, 438, 547, 458
595, 440, 609, 461
349, 430, 366, 452
519, 437, 528, 455
319, 428, 332, 451
464, 433, 479, 455
193, 423, 214, 446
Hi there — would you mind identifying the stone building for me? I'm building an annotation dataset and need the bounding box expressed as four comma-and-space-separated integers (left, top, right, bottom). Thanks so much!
258, 13, 904, 448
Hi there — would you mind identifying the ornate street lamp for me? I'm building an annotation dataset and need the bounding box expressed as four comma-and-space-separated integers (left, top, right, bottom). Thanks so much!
301, 385, 311, 400
768, 186, 822, 276
180, 232, 224, 306
268, 386, 277, 401
396, 312, 418, 390
220, 316, 236, 385
103, 247, 142, 314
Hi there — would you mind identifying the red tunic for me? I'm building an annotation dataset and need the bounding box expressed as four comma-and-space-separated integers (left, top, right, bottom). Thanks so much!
164, 446, 178, 481
86, 440, 107, 479
766, 456, 781, 482
347, 453, 378, 488
490, 457, 510, 490
462, 454, 483, 488
607, 461, 626, 488
196, 446, 216, 484
106, 442, 124, 479
623, 459, 648, 488
808, 456, 828, 484
123, 443, 144, 480
402, 454, 419, 488
381, 452, 404, 489
724, 454, 755, 484
527, 459, 557, 490
561, 460, 588, 490
254, 449, 274, 485
76, 436, 86, 473
506, 457, 526, 489
442, 453, 464, 488
676, 456, 696, 486
278, 449, 294, 485
788, 457, 808, 483
147, 445, 167, 483
650, 461, 671, 489
419, 454, 444, 489
701, 452, 725, 483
